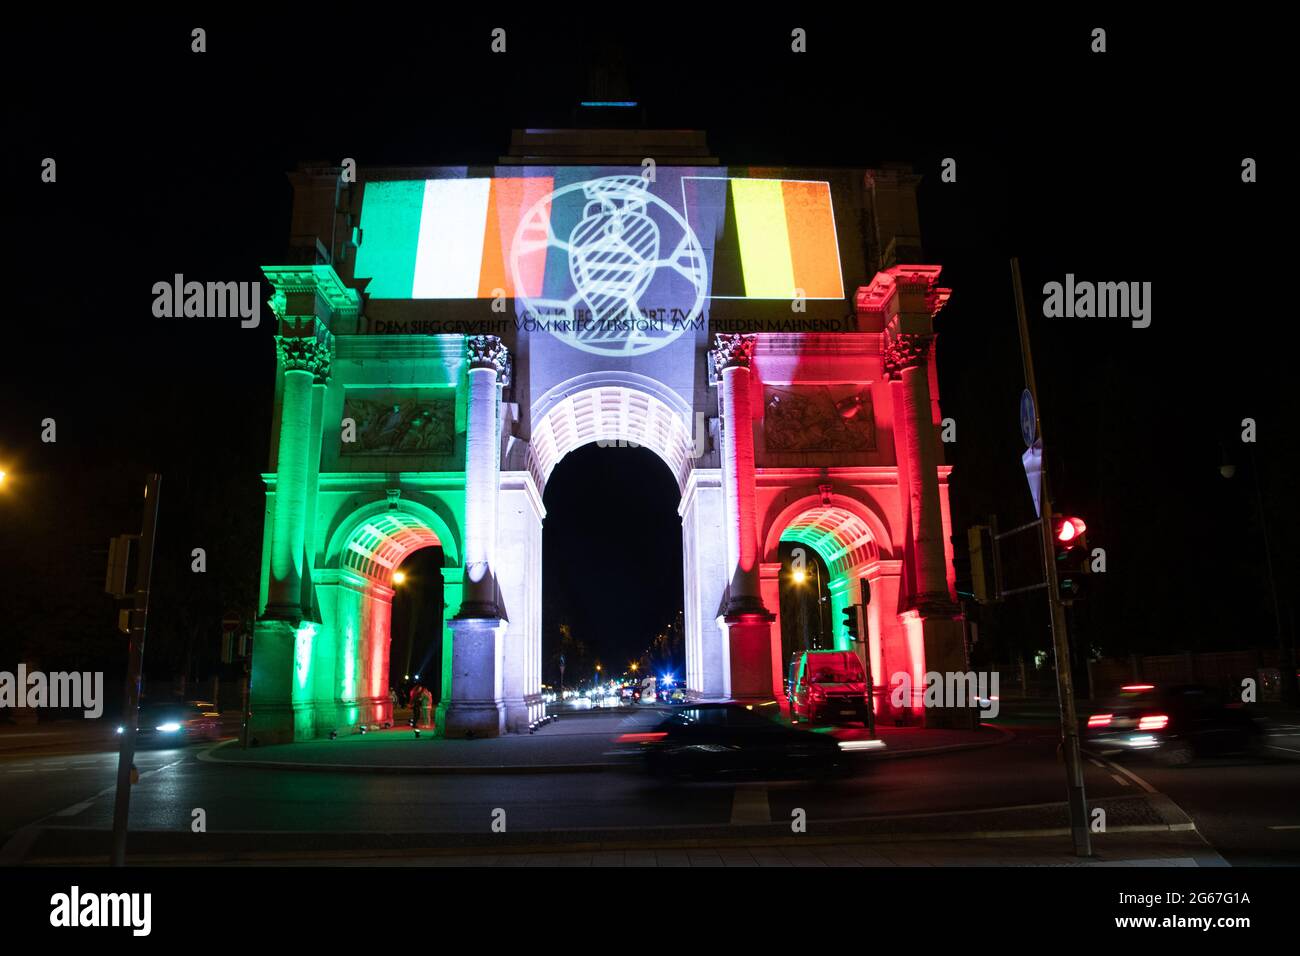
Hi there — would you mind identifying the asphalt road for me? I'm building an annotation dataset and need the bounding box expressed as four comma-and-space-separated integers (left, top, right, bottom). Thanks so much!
2, 717, 1297, 863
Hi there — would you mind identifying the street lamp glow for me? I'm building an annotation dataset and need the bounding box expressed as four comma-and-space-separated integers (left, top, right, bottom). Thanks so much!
791, 567, 806, 584
392, 570, 407, 585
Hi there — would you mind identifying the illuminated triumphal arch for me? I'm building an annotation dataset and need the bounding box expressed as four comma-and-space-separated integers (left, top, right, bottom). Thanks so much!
249, 133, 967, 743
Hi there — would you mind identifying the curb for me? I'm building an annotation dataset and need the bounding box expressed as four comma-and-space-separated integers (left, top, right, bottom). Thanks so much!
11, 794, 1201, 866
196, 725, 1014, 774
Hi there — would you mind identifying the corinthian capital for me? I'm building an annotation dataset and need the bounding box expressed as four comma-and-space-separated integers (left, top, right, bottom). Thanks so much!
466, 335, 510, 383
711, 333, 757, 374
883, 331, 933, 380
276, 323, 334, 380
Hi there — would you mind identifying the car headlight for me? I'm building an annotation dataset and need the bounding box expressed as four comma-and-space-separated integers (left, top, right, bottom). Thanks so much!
156, 722, 182, 732
115, 725, 124, 734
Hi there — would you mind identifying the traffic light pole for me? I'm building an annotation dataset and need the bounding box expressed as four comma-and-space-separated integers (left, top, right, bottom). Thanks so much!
110, 473, 161, 867
1012, 259, 1092, 858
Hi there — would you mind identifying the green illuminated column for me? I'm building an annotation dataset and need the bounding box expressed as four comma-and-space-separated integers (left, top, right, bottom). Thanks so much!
251, 266, 357, 744
435, 570, 463, 733
266, 327, 332, 618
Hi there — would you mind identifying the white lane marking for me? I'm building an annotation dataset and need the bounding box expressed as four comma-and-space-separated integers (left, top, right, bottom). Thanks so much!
1088, 757, 1107, 768
1264, 743, 1300, 754
1268, 825, 1300, 830
1110, 773, 1131, 787
1099, 757, 1158, 794
729, 785, 771, 825
55, 800, 97, 817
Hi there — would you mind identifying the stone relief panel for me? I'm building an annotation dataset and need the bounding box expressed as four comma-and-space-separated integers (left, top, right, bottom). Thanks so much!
763, 385, 876, 453
340, 392, 456, 455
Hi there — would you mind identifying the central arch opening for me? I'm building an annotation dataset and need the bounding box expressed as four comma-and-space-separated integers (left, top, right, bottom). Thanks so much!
542, 443, 684, 706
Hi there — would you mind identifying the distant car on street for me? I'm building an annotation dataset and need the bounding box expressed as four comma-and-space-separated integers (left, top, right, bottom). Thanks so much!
117, 701, 223, 745
612, 702, 844, 779
658, 679, 686, 704
789, 650, 870, 726
1085, 683, 1264, 766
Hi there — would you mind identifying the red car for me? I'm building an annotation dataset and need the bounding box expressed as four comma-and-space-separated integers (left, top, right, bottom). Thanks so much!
789, 650, 870, 725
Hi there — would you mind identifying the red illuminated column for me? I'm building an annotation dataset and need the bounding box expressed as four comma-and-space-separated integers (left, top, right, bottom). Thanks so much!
759, 563, 785, 703
884, 319, 969, 728
712, 334, 775, 700
886, 332, 950, 605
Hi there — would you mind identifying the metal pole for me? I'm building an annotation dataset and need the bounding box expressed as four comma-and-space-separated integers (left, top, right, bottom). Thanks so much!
110, 473, 161, 867
1248, 443, 1297, 704
1011, 259, 1092, 857
814, 559, 824, 648
860, 578, 876, 736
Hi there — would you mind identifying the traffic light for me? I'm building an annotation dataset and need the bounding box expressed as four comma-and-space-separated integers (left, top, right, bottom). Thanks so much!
841, 606, 859, 643
1055, 516, 1087, 551
1053, 516, 1091, 603
967, 524, 1002, 604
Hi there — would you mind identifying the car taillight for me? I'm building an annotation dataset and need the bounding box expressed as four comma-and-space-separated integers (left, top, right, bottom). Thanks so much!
810, 686, 825, 699
615, 732, 667, 744
1137, 714, 1169, 731
1087, 713, 1112, 728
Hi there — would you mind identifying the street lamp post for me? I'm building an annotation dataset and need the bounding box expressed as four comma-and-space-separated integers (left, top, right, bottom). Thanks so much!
790, 558, 827, 652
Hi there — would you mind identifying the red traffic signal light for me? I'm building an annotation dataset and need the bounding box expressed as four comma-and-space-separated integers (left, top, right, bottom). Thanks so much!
1055, 516, 1087, 548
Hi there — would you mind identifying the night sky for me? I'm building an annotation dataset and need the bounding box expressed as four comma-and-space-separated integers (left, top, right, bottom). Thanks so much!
1, 15, 1288, 688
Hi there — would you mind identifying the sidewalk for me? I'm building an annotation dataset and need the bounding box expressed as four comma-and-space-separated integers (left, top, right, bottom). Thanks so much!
201, 711, 1010, 773
13, 793, 1219, 866
289, 832, 1224, 867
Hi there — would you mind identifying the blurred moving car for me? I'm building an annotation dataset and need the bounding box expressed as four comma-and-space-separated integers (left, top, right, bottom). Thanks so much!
613, 702, 843, 778
789, 650, 870, 726
1085, 683, 1263, 766
116, 701, 223, 744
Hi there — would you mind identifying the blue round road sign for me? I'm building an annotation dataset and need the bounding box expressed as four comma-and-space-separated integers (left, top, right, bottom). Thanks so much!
1019, 389, 1036, 446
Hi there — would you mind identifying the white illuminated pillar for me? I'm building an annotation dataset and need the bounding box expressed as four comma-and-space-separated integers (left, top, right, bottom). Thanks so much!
444, 335, 509, 738
458, 335, 507, 615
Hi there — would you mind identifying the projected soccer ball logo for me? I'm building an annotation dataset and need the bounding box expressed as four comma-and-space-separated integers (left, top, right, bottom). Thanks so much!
510, 175, 708, 357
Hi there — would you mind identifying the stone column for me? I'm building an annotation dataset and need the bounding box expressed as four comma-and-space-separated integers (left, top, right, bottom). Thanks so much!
434, 571, 462, 733
249, 320, 333, 745
885, 327, 969, 729
443, 335, 509, 738
498, 470, 546, 733
759, 563, 786, 704
266, 321, 333, 618
711, 334, 775, 700
249, 265, 358, 745
885, 332, 950, 606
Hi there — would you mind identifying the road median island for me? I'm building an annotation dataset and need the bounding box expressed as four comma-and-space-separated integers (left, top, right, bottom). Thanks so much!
196, 721, 1015, 774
